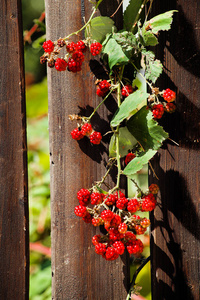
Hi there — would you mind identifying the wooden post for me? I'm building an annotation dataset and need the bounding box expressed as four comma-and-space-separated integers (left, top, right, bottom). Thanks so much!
150, 1, 200, 299
0, 0, 29, 299
45, 0, 129, 299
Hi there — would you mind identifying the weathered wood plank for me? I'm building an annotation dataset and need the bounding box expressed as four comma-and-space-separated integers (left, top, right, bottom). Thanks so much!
150, 1, 200, 299
45, 0, 129, 299
0, 0, 29, 299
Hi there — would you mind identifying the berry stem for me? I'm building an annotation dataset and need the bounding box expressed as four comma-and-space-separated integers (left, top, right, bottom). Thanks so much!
116, 83, 122, 189
96, 159, 116, 188
131, 0, 148, 32
130, 61, 152, 89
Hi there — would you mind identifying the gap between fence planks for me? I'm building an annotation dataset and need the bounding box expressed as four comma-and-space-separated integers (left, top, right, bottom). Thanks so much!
0, 0, 29, 299
45, 0, 130, 299
150, 1, 200, 299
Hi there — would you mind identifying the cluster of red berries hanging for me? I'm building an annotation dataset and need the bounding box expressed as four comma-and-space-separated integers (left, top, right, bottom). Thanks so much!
71, 122, 102, 145
147, 87, 176, 119
40, 39, 102, 72
74, 183, 159, 260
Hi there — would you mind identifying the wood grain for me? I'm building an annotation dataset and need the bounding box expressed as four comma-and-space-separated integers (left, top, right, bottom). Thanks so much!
150, 1, 200, 299
45, 0, 129, 299
0, 0, 29, 299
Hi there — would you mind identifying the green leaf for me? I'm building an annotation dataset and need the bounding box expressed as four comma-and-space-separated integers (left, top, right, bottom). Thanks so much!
127, 106, 169, 151
141, 27, 158, 46
112, 31, 138, 59
146, 10, 177, 34
85, 16, 116, 43
32, 34, 46, 49
123, 149, 157, 176
103, 38, 129, 70
142, 50, 163, 83
109, 127, 137, 158
111, 90, 149, 127
124, 0, 143, 31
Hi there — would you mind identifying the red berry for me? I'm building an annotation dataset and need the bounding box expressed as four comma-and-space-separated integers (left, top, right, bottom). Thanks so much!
82, 212, 93, 223
141, 193, 156, 211
71, 128, 84, 140
67, 58, 82, 72
90, 131, 102, 145
81, 123, 93, 136
90, 42, 102, 56
140, 218, 151, 228
118, 222, 128, 234
113, 191, 125, 201
109, 214, 121, 229
108, 228, 122, 242
74, 205, 87, 217
134, 225, 147, 235
125, 153, 136, 165
116, 197, 128, 209
43, 40, 54, 53
92, 234, 101, 246
165, 102, 176, 113
163, 88, 176, 102
98, 80, 111, 93
90, 192, 103, 205
104, 194, 116, 206
104, 247, 119, 260
149, 183, 159, 194
127, 198, 140, 213
95, 243, 106, 255
152, 104, 164, 119
101, 210, 114, 222
55, 58, 68, 71
77, 188, 90, 205
124, 231, 136, 242
66, 41, 76, 53
92, 217, 103, 227
72, 51, 85, 63
113, 241, 125, 255
96, 88, 105, 97
121, 85, 133, 97
76, 40, 86, 52
126, 239, 144, 254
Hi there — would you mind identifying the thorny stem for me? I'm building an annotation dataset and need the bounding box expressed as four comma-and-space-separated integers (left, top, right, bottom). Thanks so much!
96, 159, 116, 188
131, 61, 153, 89
131, 0, 148, 32
126, 256, 151, 300
63, 0, 104, 40
130, 178, 143, 195
116, 83, 122, 189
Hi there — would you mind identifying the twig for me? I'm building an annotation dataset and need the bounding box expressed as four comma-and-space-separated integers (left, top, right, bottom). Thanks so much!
110, 0, 124, 18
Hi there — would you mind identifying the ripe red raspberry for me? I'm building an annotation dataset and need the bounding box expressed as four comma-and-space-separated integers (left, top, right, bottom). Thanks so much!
55, 58, 68, 71
109, 214, 121, 229
116, 197, 128, 209
76, 40, 86, 52
121, 85, 133, 97
72, 51, 85, 63
127, 198, 140, 213
71, 128, 84, 140
108, 228, 122, 242
125, 153, 136, 165
124, 231, 136, 242
81, 123, 93, 136
77, 188, 90, 205
67, 58, 82, 72
74, 205, 87, 217
104, 194, 116, 206
42, 40, 54, 53
92, 217, 103, 227
57, 38, 66, 47
149, 183, 159, 194
118, 222, 128, 234
165, 102, 176, 113
152, 104, 164, 119
92, 234, 101, 246
140, 218, 151, 228
113, 241, 125, 255
90, 42, 102, 56
99, 80, 111, 93
113, 191, 125, 201
90, 192, 103, 205
96, 88, 105, 97
95, 243, 106, 255
127, 239, 144, 254
104, 247, 119, 260
134, 225, 147, 235
101, 210, 114, 222
66, 41, 76, 53
163, 88, 176, 102
90, 131, 102, 145
141, 193, 156, 211
82, 212, 93, 223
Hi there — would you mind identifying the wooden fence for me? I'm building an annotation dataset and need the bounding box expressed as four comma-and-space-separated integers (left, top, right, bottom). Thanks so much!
0, 0, 199, 299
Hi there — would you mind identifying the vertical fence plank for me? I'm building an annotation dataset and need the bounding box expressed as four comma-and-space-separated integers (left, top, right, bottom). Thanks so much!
0, 0, 29, 299
150, 1, 200, 299
45, 0, 129, 299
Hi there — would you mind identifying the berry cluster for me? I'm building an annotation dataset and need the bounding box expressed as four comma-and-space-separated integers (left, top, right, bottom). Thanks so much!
74, 186, 158, 260
40, 39, 102, 72
121, 85, 134, 97
71, 123, 102, 145
96, 80, 111, 97
148, 88, 176, 119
